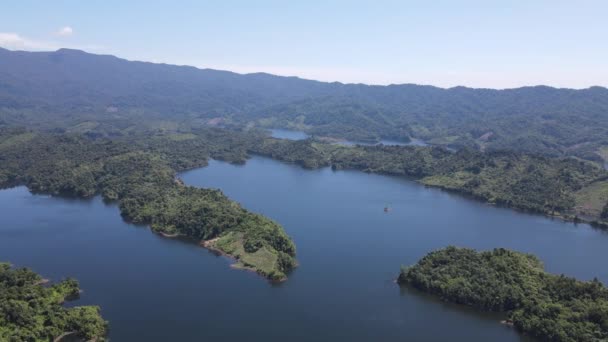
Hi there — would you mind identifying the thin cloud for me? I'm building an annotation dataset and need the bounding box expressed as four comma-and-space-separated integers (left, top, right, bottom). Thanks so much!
0, 31, 105, 52
0, 32, 57, 50
56, 26, 74, 37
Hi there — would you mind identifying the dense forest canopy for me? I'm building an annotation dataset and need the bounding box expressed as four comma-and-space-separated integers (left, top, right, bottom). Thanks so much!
0, 262, 107, 341
1, 48, 608, 163
399, 247, 608, 342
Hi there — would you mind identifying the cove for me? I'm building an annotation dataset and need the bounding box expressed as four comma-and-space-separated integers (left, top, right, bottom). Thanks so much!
2, 158, 608, 340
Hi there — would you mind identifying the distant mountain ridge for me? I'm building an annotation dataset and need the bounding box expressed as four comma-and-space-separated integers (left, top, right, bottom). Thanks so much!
1, 48, 608, 161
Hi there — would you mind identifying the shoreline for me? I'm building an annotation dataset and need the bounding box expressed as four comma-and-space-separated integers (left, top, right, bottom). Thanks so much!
152, 232, 286, 281
200, 238, 288, 282
157, 231, 181, 238
500, 320, 514, 326
199, 238, 267, 276
35, 278, 50, 286
243, 154, 608, 230
53, 332, 75, 342
420, 181, 608, 229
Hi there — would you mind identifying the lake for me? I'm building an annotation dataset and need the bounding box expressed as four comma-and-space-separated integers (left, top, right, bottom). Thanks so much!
269, 128, 310, 141
2, 157, 608, 341
269, 128, 426, 146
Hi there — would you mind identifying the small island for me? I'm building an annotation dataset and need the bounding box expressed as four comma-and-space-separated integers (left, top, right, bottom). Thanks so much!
398, 247, 608, 341
0, 262, 107, 341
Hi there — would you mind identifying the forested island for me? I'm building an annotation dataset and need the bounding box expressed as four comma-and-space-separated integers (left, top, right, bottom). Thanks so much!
0, 262, 107, 341
398, 247, 608, 341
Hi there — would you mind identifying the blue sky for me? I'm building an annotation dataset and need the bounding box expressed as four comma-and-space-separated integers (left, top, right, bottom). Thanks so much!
1, 0, 606, 88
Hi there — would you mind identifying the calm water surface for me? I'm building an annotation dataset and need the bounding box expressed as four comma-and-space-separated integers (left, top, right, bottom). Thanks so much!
269, 128, 310, 140
269, 128, 425, 146
2, 157, 608, 341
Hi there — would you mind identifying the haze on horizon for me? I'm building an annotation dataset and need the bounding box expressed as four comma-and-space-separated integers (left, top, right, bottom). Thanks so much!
1, 0, 607, 89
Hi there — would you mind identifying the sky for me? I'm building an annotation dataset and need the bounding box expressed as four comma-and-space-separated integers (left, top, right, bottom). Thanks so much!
1, 0, 607, 89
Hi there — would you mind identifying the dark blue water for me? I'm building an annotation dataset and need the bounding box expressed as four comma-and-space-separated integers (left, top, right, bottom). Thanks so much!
3, 157, 608, 341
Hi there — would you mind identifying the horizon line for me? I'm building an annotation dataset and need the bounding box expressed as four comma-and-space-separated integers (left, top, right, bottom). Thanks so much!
2, 46, 607, 92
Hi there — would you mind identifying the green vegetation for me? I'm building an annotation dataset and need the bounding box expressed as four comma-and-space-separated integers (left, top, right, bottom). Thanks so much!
209, 232, 296, 279
3, 46, 608, 340
0, 262, 107, 341
399, 247, 608, 342
250, 138, 608, 224
597, 147, 608, 164
1, 48, 607, 227
574, 180, 608, 220
2, 125, 607, 245
1, 48, 608, 163
0, 128, 296, 281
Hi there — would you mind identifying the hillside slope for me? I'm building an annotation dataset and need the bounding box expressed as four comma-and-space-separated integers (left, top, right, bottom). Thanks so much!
1, 48, 608, 161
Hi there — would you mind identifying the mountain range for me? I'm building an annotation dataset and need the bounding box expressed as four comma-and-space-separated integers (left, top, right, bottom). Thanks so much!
1, 47, 607, 162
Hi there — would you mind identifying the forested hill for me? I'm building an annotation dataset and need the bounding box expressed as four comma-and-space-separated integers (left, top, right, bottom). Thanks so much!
0, 47, 334, 126
1, 48, 608, 162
